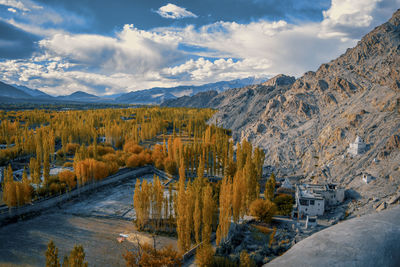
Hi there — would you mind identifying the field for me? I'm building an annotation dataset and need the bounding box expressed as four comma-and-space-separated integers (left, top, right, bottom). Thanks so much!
0, 174, 177, 266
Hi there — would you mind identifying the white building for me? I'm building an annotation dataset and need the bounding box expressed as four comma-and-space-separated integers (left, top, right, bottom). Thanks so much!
308, 183, 345, 206
295, 183, 345, 217
362, 173, 372, 183
348, 136, 367, 155
305, 216, 318, 228
295, 184, 325, 217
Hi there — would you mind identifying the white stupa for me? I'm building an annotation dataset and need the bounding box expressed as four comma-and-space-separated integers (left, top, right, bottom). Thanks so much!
348, 136, 367, 155
281, 178, 293, 190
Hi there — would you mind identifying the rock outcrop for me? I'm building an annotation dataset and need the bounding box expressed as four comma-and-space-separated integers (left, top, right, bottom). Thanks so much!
265, 206, 400, 267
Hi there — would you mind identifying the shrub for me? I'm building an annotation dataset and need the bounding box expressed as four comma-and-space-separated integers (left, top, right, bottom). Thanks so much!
164, 157, 177, 175
126, 154, 142, 168
252, 224, 272, 234
65, 143, 80, 155
49, 183, 61, 195
59, 170, 76, 190
123, 141, 143, 154
249, 199, 277, 223
212, 256, 237, 267
63, 162, 73, 168
239, 251, 256, 267
123, 243, 182, 267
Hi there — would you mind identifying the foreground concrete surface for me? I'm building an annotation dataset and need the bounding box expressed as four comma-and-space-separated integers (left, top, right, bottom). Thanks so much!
266, 205, 400, 267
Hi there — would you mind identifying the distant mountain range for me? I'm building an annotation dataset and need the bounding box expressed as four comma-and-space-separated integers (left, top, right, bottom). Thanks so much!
13, 84, 52, 98
115, 77, 266, 104
0, 77, 266, 104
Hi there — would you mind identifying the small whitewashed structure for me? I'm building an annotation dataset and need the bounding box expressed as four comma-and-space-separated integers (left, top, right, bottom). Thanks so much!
305, 216, 318, 228
281, 178, 293, 190
362, 173, 372, 184
348, 136, 367, 155
295, 183, 345, 217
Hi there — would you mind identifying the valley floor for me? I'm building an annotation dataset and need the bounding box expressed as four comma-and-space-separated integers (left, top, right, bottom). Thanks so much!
0, 173, 177, 267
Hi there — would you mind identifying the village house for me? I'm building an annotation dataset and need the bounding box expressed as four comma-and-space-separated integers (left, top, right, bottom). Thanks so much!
294, 184, 325, 217
294, 183, 345, 217
347, 136, 367, 155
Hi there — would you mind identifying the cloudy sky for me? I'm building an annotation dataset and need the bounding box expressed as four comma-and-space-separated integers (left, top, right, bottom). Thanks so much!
0, 0, 399, 96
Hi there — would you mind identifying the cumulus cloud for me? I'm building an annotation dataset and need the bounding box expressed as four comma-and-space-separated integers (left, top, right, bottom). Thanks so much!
38, 24, 184, 74
7, 7, 16, 13
320, 0, 400, 39
156, 3, 198, 19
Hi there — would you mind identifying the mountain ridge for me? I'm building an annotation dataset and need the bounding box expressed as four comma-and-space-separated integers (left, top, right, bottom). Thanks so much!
116, 77, 266, 104
0, 77, 266, 104
163, 9, 400, 216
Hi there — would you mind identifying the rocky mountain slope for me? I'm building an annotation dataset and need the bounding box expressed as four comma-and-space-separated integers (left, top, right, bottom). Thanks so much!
164, 9, 400, 213
161, 90, 219, 108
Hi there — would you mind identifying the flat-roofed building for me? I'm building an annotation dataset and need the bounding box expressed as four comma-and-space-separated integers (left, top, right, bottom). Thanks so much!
294, 183, 345, 217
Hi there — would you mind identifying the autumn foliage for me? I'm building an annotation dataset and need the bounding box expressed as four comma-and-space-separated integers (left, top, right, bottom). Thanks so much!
123, 243, 182, 267
249, 198, 277, 223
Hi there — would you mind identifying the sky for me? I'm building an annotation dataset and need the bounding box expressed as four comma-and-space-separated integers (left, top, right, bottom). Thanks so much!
0, 0, 399, 96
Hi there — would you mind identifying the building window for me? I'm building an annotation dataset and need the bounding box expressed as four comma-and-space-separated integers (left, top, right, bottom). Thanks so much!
300, 199, 309, 206
310, 200, 315, 205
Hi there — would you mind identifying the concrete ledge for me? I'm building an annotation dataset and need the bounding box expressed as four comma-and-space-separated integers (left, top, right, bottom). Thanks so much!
265, 205, 400, 267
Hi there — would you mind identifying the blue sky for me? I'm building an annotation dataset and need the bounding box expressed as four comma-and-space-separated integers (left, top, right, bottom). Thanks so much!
0, 0, 399, 96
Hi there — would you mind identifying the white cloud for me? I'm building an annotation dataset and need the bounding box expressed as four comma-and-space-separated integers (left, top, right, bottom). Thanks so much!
0, 0, 42, 12
156, 3, 198, 19
0, 0, 29, 11
320, 0, 400, 39
7, 7, 16, 13
0, 0, 399, 96
38, 24, 183, 74
162, 58, 272, 82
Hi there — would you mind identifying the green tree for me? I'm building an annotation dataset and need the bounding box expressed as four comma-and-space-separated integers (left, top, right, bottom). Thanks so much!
274, 194, 293, 215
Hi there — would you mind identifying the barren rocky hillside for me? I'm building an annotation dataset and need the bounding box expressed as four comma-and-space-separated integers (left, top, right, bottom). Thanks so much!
164, 9, 400, 214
